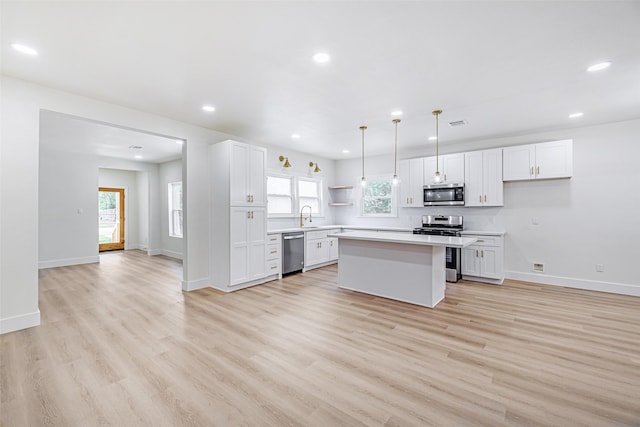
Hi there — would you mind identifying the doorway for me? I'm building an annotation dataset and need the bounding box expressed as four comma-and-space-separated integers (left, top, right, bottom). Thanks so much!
99, 187, 125, 251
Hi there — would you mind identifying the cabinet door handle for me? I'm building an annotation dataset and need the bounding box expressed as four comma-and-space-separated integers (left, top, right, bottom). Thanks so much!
330, 241, 333, 246
247, 195, 251, 202
530, 166, 534, 176
476, 249, 479, 257
247, 211, 250, 219
444, 174, 447, 181
476, 239, 484, 243
479, 195, 482, 203
484, 195, 487, 203
250, 211, 254, 219
270, 250, 277, 254
270, 265, 277, 270
537, 166, 540, 176
481, 250, 484, 257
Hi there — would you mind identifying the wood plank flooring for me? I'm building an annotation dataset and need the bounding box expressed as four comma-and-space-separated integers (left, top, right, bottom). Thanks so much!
1, 250, 639, 426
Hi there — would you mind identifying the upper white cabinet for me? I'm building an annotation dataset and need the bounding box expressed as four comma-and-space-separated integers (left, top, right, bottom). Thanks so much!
503, 139, 573, 181
464, 149, 503, 207
399, 158, 424, 207
424, 153, 465, 184
230, 142, 266, 206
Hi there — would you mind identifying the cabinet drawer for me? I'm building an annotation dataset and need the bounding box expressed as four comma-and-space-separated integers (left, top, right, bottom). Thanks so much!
466, 235, 500, 247
266, 259, 280, 274
266, 243, 280, 260
267, 234, 281, 243
306, 230, 328, 240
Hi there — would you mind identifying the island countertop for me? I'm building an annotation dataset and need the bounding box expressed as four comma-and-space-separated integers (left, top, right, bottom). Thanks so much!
328, 231, 477, 248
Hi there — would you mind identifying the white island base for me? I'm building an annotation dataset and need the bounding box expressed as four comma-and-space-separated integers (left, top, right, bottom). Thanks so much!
330, 231, 477, 308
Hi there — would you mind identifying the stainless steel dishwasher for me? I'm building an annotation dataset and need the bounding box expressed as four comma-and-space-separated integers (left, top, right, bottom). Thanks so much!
282, 232, 304, 275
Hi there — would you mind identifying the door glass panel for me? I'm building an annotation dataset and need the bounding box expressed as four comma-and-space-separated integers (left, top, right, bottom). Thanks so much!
99, 188, 124, 251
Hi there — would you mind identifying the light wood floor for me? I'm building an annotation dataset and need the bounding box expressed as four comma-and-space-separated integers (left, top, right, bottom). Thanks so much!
1, 250, 639, 426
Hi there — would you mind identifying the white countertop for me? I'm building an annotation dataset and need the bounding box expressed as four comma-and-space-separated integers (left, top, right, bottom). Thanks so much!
267, 225, 413, 234
328, 231, 477, 248
461, 230, 506, 236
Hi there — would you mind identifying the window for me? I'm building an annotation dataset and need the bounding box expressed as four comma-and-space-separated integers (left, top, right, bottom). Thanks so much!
168, 182, 183, 237
298, 177, 322, 215
267, 174, 294, 216
362, 177, 396, 217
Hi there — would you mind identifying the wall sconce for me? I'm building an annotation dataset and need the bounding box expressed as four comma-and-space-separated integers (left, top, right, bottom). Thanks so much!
279, 155, 292, 168
309, 162, 321, 173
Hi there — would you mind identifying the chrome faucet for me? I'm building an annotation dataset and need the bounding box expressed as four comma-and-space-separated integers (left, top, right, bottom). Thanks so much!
300, 205, 313, 227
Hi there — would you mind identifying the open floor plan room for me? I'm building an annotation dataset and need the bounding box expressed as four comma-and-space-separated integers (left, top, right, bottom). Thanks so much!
2, 251, 638, 426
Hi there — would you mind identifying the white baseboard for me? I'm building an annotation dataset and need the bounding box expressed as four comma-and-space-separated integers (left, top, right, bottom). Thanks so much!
505, 271, 640, 297
147, 249, 161, 256
38, 256, 100, 269
0, 310, 40, 334
182, 277, 210, 291
160, 249, 183, 260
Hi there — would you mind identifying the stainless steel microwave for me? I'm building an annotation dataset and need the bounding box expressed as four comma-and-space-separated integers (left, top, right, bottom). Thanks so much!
423, 183, 465, 206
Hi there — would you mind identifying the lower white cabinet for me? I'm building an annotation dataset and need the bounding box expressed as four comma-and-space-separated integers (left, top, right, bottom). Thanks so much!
230, 207, 267, 286
265, 233, 282, 279
305, 229, 340, 271
461, 233, 504, 285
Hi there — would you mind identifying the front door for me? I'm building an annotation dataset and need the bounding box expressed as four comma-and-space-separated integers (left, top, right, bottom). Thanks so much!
99, 187, 125, 251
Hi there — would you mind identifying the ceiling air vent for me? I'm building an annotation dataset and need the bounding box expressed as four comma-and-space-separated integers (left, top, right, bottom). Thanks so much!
448, 119, 467, 128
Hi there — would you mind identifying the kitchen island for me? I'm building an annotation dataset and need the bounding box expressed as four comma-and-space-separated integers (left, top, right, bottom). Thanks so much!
328, 231, 477, 308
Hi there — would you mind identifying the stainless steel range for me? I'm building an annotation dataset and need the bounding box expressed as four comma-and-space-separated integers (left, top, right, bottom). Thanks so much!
413, 215, 463, 282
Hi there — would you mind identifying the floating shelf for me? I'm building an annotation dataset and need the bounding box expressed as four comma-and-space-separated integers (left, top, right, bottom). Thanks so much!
328, 202, 353, 206
328, 185, 354, 190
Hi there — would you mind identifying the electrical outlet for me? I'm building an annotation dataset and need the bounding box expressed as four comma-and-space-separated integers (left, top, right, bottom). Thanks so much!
596, 264, 605, 272
532, 263, 544, 272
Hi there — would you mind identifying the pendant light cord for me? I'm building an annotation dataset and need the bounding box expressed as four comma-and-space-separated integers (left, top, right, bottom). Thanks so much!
433, 110, 442, 174
393, 119, 400, 177
360, 125, 367, 181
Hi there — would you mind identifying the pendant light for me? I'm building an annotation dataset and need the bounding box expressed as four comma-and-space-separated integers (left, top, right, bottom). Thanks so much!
432, 109, 443, 183
360, 125, 367, 187
392, 118, 401, 185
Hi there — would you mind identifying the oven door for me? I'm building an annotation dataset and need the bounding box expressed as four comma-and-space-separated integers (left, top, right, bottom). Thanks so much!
423, 185, 465, 206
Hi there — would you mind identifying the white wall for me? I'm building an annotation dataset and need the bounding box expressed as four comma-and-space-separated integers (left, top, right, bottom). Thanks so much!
0, 75, 234, 333
39, 150, 100, 268
159, 159, 183, 259
98, 168, 141, 251
336, 118, 640, 295
261, 142, 337, 230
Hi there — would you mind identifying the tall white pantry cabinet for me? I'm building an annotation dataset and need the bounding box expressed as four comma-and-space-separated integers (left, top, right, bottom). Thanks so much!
210, 140, 273, 292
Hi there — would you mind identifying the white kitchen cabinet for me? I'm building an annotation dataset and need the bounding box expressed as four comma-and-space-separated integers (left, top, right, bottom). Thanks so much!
304, 229, 340, 271
399, 158, 424, 207
209, 140, 271, 292
464, 149, 503, 207
503, 139, 572, 181
230, 142, 266, 206
230, 207, 266, 285
461, 233, 504, 285
424, 153, 465, 184
329, 237, 339, 260
265, 233, 282, 279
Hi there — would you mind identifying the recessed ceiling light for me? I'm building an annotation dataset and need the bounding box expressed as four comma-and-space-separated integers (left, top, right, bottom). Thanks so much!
342, 149, 350, 154
569, 112, 584, 118
11, 43, 38, 56
428, 136, 437, 141
391, 110, 403, 116
312, 52, 330, 64
291, 134, 301, 139
134, 155, 143, 159
587, 61, 611, 72
176, 140, 184, 145
202, 105, 215, 112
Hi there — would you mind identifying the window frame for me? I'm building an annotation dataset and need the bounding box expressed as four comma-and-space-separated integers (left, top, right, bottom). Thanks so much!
266, 171, 324, 218
168, 181, 183, 238
360, 175, 397, 218
266, 172, 295, 218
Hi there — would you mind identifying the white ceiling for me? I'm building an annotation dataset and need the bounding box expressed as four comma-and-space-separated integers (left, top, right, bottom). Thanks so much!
3, 1, 640, 160
39, 110, 183, 163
